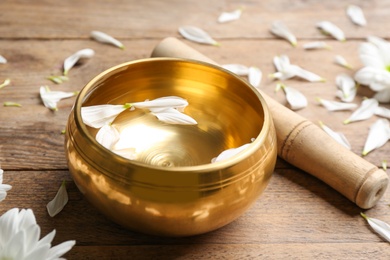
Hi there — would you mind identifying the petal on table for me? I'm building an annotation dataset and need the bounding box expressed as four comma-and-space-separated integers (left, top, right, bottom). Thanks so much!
178, 26, 220, 46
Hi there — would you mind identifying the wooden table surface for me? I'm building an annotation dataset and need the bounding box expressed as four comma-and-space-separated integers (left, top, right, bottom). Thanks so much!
1, 0, 389, 259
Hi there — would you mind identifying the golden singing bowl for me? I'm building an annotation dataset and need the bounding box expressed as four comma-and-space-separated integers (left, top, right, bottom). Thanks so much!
65, 58, 277, 237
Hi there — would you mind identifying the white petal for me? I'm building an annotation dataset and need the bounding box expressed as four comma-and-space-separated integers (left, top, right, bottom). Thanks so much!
316, 21, 346, 41
344, 98, 379, 124
217, 9, 242, 23
248, 67, 262, 87
63, 48, 95, 75
347, 5, 367, 26
367, 36, 390, 66
270, 21, 297, 47
178, 26, 220, 46
132, 96, 188, 110
273, 55, 291, 72
362, 119, 390, 155
95, 124, 120, 149
0, 55, 7, 64
46, 181, 69, 217
0, 169, 12, 202
303, 41, 332, 50
112, 147, 138, 160
222, 64, 249, 76
359, 42, 384, 69
374, 89, 390, 103
336, 74, 356, 102
39, 86, 77, 111
277, 84, 307, 110
151, 107, 197, 125
212, 143, 251, 163
375, 106, 390, 119
354, 67, 390, 91
81, 104, 128, 128
90, 30, 124, 49
47, 240, 76, 259
361, 213, 390, 242
289, 65, 325, 82
334, 55, 353, 69
319, 121, 351, 149
317, 98, 357, 111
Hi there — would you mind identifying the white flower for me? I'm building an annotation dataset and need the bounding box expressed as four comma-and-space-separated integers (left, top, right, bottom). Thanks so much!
222, 64, 249, 76
248, 67, 262, 87
0, 78, 11, 89
335, 74, 357, 102
276, 83, 307, 110
40, 86, 78, 111
46, 181, 69, 217
354, 36, 390, 102
270, 21, 297, 47
347, 5, 367, 26
334, 55, 353, 69
63, 48, 95, 75
0, 208, 76, 259
81, 103, 131, 128
212, 143, 251, 163
362, 119, 390, 156
0, 55, 6, 64
361, 212, 390, 242
316, 21, 346, 41
316, 98, 357, 111
270, 55, 325, 82
178, 26, 220, 46
90, 30, 125, 49
0, 168, 12, 202
217, 8, 242, 23
319, 121, 351, 149
344, 98, 379, 124
150, 107, 197, 125
303, 41, 332, 50
95, 124, 121, 149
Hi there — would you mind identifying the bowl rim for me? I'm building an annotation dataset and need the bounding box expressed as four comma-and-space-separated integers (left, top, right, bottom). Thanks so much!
73, 57, 274, 173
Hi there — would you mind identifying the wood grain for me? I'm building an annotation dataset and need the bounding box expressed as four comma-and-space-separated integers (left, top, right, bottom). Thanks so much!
0, 0, 390, 259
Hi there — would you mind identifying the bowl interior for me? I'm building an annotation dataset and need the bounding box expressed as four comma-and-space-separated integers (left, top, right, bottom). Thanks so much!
80, 58, 265, 167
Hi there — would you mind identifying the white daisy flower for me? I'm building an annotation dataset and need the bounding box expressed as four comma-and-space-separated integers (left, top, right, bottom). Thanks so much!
0, 208, 76, 259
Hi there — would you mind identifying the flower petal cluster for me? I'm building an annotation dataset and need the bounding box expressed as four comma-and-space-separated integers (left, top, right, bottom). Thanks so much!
355, 36, 390, 102
0, 208, 75, 259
